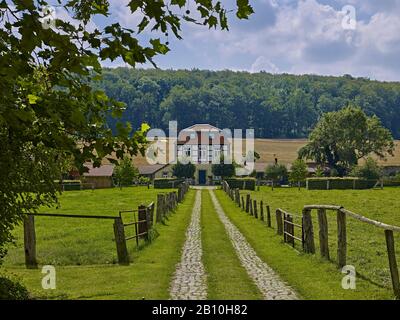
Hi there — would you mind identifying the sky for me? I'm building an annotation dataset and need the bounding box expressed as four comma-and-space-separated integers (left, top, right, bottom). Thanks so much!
95, 0, 400, 81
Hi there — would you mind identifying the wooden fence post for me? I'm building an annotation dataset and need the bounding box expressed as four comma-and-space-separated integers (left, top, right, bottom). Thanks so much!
156, 194, 163, 223
276, 209, 283, 236
260, 201, 264, 221
253, 200, 258, 219
302, 208, 315, 254
138, 205, 148, 240
385, 230, 400, 299
249, 199, 253, 216
266, 205, 272, 228
113, 217, 129, 265
241, 196, 245, 211
245, 194, 250, 213
287, 214, 295, 247
235, 189, 240, 207
318, 208, 330, 259
23, 215, 37, 269
337, 209, 347, 268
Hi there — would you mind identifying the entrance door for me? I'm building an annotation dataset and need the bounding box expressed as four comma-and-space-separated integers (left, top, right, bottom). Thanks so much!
198, 170, 206, 185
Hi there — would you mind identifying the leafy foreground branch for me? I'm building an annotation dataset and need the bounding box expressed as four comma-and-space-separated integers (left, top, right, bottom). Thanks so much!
0, 0, 253, 260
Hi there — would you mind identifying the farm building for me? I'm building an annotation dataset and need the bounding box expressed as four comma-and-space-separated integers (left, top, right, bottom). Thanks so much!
82, 163, 115, 189
138, 164, 171, 180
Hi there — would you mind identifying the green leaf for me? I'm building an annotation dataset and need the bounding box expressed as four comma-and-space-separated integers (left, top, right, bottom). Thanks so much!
27, 94, 39, 104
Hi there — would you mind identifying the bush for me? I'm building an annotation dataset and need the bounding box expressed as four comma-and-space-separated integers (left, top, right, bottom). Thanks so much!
0, 274, 29, 300
225, 178, 256, 190
154, 178, 184, 189
306, 177, 377, 190
351, 157, 382, 180
58, 180, 81, 191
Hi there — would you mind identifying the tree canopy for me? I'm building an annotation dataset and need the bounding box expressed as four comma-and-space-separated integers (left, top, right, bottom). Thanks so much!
299, 106, 394, 176
96, 68, 400, 139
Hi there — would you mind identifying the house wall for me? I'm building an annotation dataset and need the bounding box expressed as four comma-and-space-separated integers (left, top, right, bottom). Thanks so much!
154, 165, 174, 179
83, 176, 113, 189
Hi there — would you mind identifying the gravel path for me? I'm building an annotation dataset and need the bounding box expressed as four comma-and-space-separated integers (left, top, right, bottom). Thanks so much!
209, 190, 299, 300
170, 190, 207, 300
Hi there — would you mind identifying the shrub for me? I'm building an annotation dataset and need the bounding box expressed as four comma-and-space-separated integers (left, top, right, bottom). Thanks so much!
172, 161, 196, 179
154, 178, 184, 189
350, 157, 382, 180
225, 178, 256, 190
306, 177, 376, 190
265, 164, 288, 186
114, 157, 139, 188
0, 274, 29, 300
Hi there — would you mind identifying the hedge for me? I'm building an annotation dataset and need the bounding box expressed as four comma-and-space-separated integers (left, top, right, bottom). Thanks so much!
225, 178, 256, 190
55, 180, 82, 191
154, 178, 184, 189
306, 177, 377, 190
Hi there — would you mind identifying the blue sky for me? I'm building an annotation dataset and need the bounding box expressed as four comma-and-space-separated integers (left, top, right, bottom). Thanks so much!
92, 0, 400, 81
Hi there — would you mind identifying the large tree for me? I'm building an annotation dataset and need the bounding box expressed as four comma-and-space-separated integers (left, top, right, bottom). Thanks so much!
0, 0, 254, 260
299, 106, 394, 176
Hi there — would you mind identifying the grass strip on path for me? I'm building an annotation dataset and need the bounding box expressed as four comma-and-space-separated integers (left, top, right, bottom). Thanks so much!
214, 190, 393, 300
2, 190, 196, 300
201, 190, 262, 300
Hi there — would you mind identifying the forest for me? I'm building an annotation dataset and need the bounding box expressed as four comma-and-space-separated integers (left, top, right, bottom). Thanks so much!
95, 68, 400, 139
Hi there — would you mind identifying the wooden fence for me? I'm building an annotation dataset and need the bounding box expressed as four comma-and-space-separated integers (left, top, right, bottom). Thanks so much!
23, 182, 190, 269
221, 181, 400, 299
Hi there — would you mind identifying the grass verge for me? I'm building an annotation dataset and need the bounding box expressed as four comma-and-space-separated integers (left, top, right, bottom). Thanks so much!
201, 190, 262, 299
214, 189, 393, 300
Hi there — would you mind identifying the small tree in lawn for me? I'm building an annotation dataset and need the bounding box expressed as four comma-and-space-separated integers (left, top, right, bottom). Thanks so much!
290, 159, 308, 190
114, 157, 139, 188
172, 161, 196, 180
265, 164, 288, 190
212, 156, 235, 180
350, 157, 382, 181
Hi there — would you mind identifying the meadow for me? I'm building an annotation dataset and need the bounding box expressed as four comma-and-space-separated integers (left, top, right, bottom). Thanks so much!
236, 186, 400, 296
1, 187, 195, 299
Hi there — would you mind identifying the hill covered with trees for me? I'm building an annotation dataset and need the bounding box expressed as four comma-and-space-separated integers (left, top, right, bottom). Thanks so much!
96, 68, 400, 139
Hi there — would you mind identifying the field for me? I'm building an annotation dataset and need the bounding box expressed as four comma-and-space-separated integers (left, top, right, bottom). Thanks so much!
125, 139, 400, 167
2, 186, 400, 300
237, 186, 400, 296
1, 187, 195, 299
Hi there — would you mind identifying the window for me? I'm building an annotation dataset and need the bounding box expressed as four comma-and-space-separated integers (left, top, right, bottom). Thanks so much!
162, 171, 168, 178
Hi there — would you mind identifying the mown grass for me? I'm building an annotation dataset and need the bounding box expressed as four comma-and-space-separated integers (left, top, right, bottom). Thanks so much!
215, 189, 394, 300
242, 186, 400, 295
2, 189, 195, 300
201, 190, 262, 300
4, 186, 175, 266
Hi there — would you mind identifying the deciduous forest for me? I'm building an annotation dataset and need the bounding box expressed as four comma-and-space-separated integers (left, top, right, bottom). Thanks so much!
96, 68, 400, 138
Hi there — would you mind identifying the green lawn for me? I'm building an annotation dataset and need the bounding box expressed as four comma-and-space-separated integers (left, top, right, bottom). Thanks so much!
201, 190, 262, 299
4, 186, 174, 266
2, 187, 194, 300
215, 189, 395, 300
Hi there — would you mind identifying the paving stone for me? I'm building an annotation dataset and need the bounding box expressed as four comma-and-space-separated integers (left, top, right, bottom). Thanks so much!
170, 191, 207, 300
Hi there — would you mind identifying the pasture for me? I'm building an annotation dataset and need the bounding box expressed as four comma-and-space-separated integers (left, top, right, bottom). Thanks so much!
236, 186, 400, 297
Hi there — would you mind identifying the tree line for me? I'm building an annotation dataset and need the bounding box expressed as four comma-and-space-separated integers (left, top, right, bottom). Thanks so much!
95, 68, 400, 139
